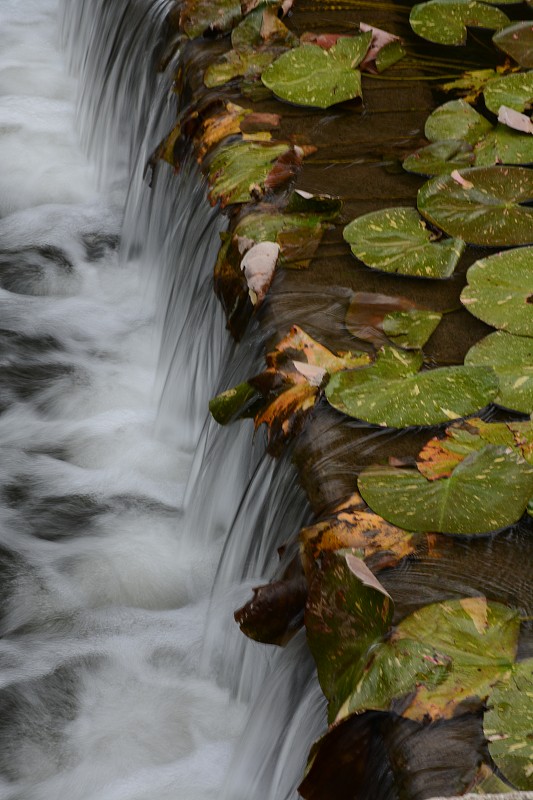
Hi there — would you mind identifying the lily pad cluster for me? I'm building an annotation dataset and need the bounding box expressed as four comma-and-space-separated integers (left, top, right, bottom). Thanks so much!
165, 0, 533, 794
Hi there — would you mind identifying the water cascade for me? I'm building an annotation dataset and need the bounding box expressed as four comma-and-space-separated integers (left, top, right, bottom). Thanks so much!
0, 0, 323, 798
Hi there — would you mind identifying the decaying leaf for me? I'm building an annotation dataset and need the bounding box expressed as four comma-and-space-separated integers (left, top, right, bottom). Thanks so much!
336, 597, 520, 724
305, 550, 393, 720
300, 491, 417, 582
235, 553, 307, 645
240, 241, 280, 305
359, 22, 406, 73
210, 326, 371, 450
207, 140, 305, 206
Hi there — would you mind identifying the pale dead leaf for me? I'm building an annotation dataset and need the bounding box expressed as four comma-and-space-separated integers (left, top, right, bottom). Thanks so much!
292, 361, 326, 386
240, 241, 280, 305
498, 104, 533, 134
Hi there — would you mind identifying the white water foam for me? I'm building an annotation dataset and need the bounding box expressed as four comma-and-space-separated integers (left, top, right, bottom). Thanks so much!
0, 1, 247, 797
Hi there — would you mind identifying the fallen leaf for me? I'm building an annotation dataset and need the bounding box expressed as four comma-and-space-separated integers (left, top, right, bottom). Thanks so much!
498, 104, 533, 134
240, 241, 280, 305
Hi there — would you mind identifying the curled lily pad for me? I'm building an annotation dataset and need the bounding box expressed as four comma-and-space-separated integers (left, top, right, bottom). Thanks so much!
466, 331, 533, 413
208, 381, 262, 424
409, 1, 510, 47
425, 100, 492, 145
493, 21, 533, 69
484, 659, 533, 790
336, 598, 520, 724
325, 347, 498, 427
343, 207, 465, 279
417, 166, 533, 246
460, 246, 533, 335
305, 551, 393, 720
261, 35, 372, 108
403, 140, 475, 176
484, 70, 533, 115
358, 444, 533, 534
346, 292, 442, 349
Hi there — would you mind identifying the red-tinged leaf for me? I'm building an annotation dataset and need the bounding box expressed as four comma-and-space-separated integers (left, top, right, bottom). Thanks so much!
235, 571, 308, 645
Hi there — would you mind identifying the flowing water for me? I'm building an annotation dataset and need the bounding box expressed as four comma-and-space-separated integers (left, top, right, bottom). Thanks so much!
0, 0, 326, 797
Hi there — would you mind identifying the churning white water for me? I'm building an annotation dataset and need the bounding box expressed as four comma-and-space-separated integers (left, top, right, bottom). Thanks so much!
0, 1, 249, 797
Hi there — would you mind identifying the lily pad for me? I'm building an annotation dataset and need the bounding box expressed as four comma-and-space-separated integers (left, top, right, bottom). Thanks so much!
326, 350, 498, 428
305, 551, 393, 720
493, 21, 533, 69
358, 444, 533, 534
207, 140, 295, 206
345, 292, 442, 349
466, 331, 533, 413
484, 659, 533, 790
417, 166, 533, 246
261, 36, 372, 108
204, 49, 282, 89
417, 417, 533, 480
403, 140, 475, 176
382, 309, 443, 349
179, 0, 242, 39
209, 381, 262, 424
484, 71, 533, 115
336, 598, 520, 723
460, 246, 533, 335
409, 1, 510, 47
425, 100, 492, 145
343, 207, 465, 279
474, 122, 533, 166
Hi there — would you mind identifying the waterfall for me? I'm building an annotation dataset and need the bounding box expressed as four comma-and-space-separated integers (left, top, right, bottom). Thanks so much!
0, 0, 326, 798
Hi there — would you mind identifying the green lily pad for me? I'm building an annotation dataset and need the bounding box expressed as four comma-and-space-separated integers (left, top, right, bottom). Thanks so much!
343, 207, 465, 279
484, 71, 533, 115
345, 292, 443, 349
465, 331, 533, 413
325, 349, 498, 428
208, 140, 292, 206
422, 100, 533, 167
425, 100, 493, 145
410, 1, 510, 47
474, 122, 533, 166
417, 166, 533, 246
305, 551, 393, 721
382, 309, 443, 349
375, 40, 406, 73
179, 0, 242, 39
358, 444, 533, 534
336, 598, 520, 723
460, 246, 533, 335
209, 381, 262, 424
204, 49, 282, 88
403, 140, 475, 176
484, 659, 533, 790
261, 35, 372, 108
493, 22, 533, 69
